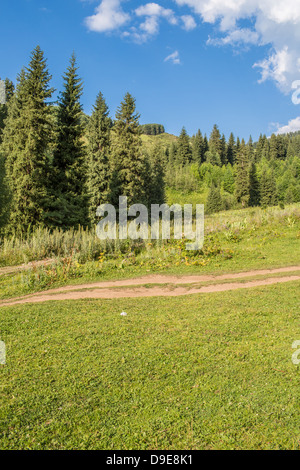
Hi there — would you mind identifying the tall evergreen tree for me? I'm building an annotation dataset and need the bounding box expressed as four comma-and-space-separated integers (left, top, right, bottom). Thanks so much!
220, 134, 227, 165
192, 129, 205, 165
86, 92, 112, 226
227, 132, 236, 165
247, 135, 254, 161
248, 162, 260, 206
1, 47, 54, 232
209, 124, 222, 159
235, 139, 250, 206
49, 53, 87, 228
255, 134, 266, 162
112, 92, 148, 207
202, 135, 209, 160
260, 169, 277, 208
176, 127, 192, 165
269, 134, 278, 160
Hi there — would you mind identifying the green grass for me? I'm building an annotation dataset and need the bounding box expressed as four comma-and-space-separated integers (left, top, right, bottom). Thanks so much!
0, 282, 299, 449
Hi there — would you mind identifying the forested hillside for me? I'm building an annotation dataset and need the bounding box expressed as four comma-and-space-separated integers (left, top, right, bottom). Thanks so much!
0, 46, 299, 235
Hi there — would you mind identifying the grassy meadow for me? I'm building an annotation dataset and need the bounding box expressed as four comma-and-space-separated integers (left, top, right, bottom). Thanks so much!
0, 203, 299, 450
0, 282, 299, 449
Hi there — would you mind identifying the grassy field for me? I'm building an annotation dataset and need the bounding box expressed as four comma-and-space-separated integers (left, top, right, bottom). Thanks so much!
0, 282, 299, 450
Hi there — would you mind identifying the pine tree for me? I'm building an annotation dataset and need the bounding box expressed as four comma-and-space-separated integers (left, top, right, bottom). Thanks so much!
262, 138, 270, 160
206, 185, 223, 214
209, 124, 222, 160
176, 127, 192, 166
247, 136, 254, 161
203, 135, 209, 158
192, 129, 205, 165
248, 162, 260, 206
1, 47, 54, 232
227, 132, 236, 165
112, 92, 148, 207
220, 134, 227, 165
86, 92, 112, 226
269, 134, 278, 160
255, 134, 266, 162
49, 53, 87, 228
260, 169, 277, 208
235, 139, 250, 207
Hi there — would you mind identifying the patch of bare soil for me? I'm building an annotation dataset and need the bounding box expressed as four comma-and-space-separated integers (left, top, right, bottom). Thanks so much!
0, 266, 299, 307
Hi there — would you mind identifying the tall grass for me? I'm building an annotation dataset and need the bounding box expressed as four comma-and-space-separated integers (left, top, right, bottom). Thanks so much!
0, 204, 299, 267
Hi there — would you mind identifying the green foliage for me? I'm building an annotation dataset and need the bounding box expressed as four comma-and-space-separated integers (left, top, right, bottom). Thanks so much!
1, 47, 54, 233
260, 168, 277, 208
0, 154, 10, 231
248, 162, 260, 207
140, 123, 165, 135
112, 93, 149, 207
86, 92, 112, 225
176, 127, 192, 166
235, 139, 250, 207
48, 54, 87, 229
147, 144, 166, 205
206, 185, 223, 213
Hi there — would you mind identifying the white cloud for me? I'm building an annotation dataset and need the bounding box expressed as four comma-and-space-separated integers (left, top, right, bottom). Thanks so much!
207, 28, 260, 46
173, 0, 300, 93
164, 50, 181, 65
181, 15, 197, 31
275, 116, 300, 135
84, 0, 300, 95
85, 0, 130, 33
133, 3, 178, 42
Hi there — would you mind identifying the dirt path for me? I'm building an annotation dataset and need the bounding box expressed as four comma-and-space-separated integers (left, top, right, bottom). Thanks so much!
1, 265, 300, 307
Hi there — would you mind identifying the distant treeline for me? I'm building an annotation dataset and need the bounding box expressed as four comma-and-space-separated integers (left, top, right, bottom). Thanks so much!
140, 123, 165, 135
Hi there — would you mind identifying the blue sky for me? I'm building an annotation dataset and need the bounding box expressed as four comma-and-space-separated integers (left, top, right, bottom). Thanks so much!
1, 0, 300, 141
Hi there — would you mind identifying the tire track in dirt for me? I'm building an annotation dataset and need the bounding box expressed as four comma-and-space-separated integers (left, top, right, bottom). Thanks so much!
0, 266, 300, 307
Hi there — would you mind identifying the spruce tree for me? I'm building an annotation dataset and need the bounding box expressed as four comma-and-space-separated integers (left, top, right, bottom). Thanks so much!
260, 169, 277, 208
255, 134, 266, 162
235, 139, 250, 206
49, 53, 87, 228
176, 127, 192, 166
209, 124, 222, 158
248, 162, 260, 206
112, 92, 148, 207
220, 134, 227, 165
1, 47, 54, 232
192, 129, 205, 165
227, 132, 236, 165
269, 134, 278, 160
86, 92, 112, 226
203, 135, 209, 158
206, 185, 223, 214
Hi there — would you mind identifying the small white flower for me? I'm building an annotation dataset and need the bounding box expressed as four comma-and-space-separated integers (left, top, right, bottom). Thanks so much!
120, 312, 127, 316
